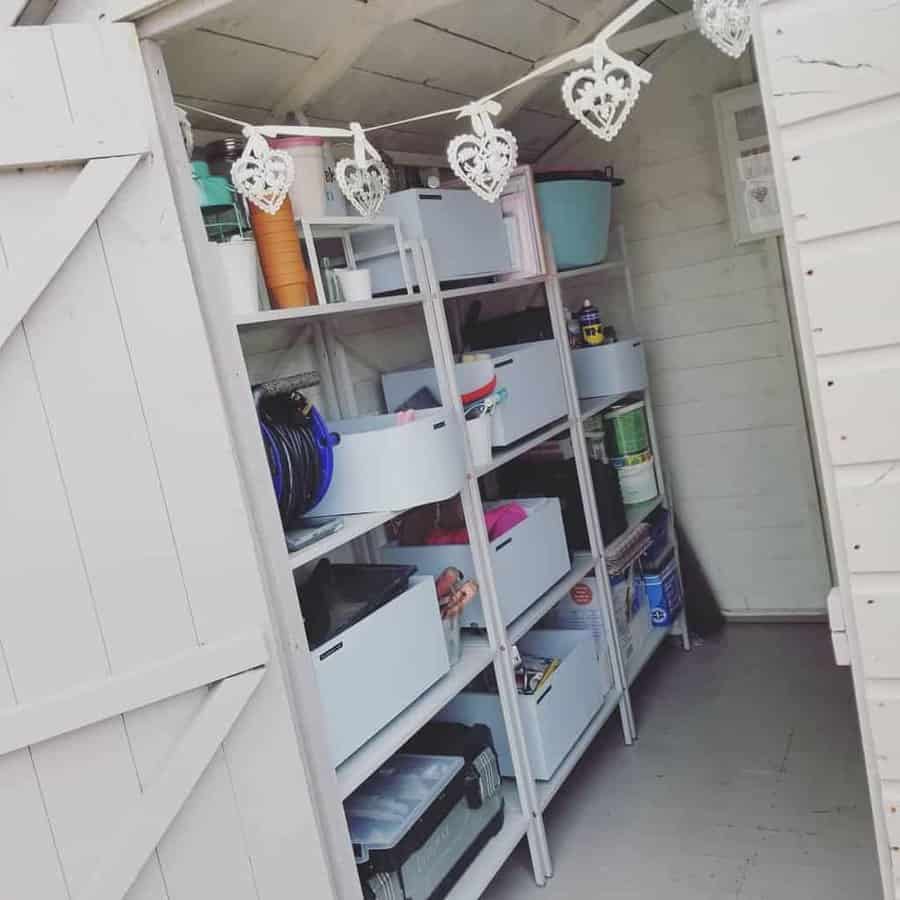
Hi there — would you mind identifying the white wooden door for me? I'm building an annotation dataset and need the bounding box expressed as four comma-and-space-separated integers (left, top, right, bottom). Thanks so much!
752, 1, 900, 898
0, 24, 336, 900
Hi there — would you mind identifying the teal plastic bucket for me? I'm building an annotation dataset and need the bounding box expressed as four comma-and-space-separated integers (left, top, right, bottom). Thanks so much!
535, 169, 623, 270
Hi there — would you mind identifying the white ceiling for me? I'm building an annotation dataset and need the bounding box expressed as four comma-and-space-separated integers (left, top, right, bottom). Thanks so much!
164, 0, 692, 162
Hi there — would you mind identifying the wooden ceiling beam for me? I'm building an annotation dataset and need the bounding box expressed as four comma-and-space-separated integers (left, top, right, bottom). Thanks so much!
271, 0, 465, 121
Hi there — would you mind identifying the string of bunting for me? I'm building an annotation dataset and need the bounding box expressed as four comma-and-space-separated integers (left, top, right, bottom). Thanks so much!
187, 0, 750, 219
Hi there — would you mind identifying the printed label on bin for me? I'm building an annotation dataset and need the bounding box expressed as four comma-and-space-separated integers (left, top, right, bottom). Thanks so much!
571, 582, 593, 605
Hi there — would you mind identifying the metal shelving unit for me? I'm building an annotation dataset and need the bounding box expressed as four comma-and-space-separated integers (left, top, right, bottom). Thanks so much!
231, 218, 688, 900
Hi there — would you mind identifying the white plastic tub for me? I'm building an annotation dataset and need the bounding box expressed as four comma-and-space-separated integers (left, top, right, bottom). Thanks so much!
382, 340, 567, 447
572, 339, 647, 397
437, 630, 612, 779
311, 409, 465, 516
380, 497, 570, 629
312, 575, 450, 765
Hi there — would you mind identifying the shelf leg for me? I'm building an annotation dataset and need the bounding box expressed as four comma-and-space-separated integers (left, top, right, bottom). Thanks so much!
417, 240, 553, 886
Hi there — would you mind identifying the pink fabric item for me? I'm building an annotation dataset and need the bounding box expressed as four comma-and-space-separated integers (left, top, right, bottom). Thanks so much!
423, 502, 528, 546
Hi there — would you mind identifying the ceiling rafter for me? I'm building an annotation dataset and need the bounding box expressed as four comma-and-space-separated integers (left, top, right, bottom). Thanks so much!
271, 0, 467, 120
497, 0, 638, 125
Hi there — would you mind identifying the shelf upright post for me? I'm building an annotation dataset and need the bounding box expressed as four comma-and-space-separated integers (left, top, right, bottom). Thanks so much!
411, 241, 552, 886
543, 234, 637, 745
618, 227, 691, 652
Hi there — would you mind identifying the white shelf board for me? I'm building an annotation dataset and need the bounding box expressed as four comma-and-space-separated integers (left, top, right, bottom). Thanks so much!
441, 273, 549, 300
626, 623, 673, 688
579, 393, 631, 421
624, 495, 664, 532
474, 417, 571, 478
537, 685, 623, 811
336, 633, 495, 798
507, 553, 597, 644
443, 781, 528, 900
556, 258, 626, 281
235, 294, 421, 327
286, 511, 397, 571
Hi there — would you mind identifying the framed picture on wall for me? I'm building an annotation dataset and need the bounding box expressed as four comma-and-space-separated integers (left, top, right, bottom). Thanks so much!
713, 83, 783, 245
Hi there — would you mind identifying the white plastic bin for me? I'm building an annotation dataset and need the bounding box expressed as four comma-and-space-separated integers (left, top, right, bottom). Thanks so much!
380, 497, 570, 629
382, 340, 567, 447
437, 630, 612, 779
311, 409, 465, 516
572, 339, 647, 397
312, 576, 450, 765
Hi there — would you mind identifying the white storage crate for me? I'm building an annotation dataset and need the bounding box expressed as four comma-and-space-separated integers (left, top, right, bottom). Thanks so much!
312, 576, 450, 765
350, 189, 512, 294
437, 630, 612, 779
572, 339, 647, 397
311, 409, 465, 516
380, 497, 570, 629
382, 340, 567, 447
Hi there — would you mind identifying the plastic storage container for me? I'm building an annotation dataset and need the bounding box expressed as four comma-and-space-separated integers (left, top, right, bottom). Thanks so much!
437, 630, 613, 779
382, 341, 567, 448
571, 340, 648, 398
312, 576, 450, 765
380, 497, 570, 630
267, 136, 326, 220
350, 189, 512, 294
311, 409, 465, 516
535, 170, 623, 270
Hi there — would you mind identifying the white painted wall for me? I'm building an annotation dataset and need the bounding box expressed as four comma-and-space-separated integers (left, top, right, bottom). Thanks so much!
544, 32, 830, 618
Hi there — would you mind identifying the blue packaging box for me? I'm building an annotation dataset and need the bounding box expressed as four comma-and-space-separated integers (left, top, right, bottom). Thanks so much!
643, 555, 683, 627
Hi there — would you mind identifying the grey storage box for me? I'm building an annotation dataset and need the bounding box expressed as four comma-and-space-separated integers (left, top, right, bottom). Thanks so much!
350, 189, 512, 294
313, 576, 450, 765
572, 339, 648, 397
437, 630, 613, 779
382, 340, 567, 448
311, 409, 465, 516
380, 497, 570, 630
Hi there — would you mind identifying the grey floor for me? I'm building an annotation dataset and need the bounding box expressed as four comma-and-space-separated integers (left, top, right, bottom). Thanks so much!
483, 624, 882, 899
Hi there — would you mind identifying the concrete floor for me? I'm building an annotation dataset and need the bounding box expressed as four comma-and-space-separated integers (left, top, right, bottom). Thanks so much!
483, 624, 882, 900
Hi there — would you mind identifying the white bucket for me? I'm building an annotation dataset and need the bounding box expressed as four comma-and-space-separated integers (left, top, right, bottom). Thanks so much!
216, 237, 261, 315
335, 268, 373, 303
617, 457, 658, 505
467, 413, 493, 467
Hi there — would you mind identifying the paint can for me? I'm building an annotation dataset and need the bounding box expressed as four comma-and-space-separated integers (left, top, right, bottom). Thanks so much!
616, 457, 658, 505
604, 400, 649, 456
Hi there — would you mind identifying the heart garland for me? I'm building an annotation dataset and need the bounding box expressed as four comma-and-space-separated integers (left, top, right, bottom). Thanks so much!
447, 100, 518, 203
231, 129, 295, 215
335, 122, 391, 217
561, 38, 652, 142
693, 0, 752, 59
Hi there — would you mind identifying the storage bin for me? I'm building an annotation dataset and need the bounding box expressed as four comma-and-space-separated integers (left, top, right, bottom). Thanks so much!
380, 497, 570, 630
571, 340, 647, 398
643, 553, 683, 628
311, 409, 465, 516
437, 630, 612, 779
382, 340, 567, 448
312, 576, 450, 765
350, 189, 512, 294
535, 170, 622, 270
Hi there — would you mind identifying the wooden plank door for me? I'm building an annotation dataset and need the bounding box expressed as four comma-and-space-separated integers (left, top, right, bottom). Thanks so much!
0, 24, 336, 900
752, 2, 900, 898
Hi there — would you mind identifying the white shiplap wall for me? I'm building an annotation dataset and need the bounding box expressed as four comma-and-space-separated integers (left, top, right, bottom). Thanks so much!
753, 1, 900, 896
545, 32, 830, 617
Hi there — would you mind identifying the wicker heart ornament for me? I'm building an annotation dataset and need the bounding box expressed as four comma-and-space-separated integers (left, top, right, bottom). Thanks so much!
562, 40, 652, 143
446, 101, 518, 203
694, 0, 751, 58
335, 122, 390, 217
231, 130, 294, 214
